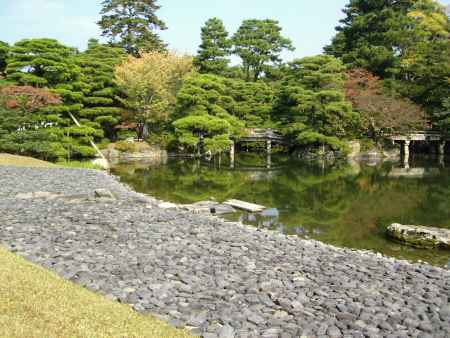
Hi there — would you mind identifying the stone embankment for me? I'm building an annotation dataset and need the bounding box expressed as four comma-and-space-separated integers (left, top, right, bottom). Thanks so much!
0, 166, 449, 338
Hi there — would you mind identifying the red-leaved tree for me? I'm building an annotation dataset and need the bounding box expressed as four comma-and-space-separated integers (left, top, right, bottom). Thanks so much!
0, 85, 61, 111
344, 68, 428, 141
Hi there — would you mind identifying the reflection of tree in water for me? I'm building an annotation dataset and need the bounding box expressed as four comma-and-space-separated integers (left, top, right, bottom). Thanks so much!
113, 158, 251, 203
112, 155, 450, 266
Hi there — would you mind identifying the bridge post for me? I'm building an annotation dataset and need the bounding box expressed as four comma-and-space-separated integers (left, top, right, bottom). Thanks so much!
402, 140, 411, 167
267, 139, 272, 154
438, 141, 446, 156
230, 141, 235, 168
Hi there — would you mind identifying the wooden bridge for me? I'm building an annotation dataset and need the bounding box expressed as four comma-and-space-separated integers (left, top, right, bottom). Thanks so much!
230, 129, 286, 168
228, 128, 448, 168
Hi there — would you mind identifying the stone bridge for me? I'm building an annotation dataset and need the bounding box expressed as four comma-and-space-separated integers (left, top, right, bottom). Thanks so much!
389, 130, 447, 165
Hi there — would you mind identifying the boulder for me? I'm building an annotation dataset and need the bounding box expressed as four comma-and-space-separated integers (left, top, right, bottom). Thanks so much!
158, 202, 178, 209
181, 201, 236, 215
387, 223, 450, 249
94, 189, 115, 199
16, 191, 60, 200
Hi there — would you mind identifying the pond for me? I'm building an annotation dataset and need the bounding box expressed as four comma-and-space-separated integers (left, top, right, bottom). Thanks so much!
111, 153, 450, 268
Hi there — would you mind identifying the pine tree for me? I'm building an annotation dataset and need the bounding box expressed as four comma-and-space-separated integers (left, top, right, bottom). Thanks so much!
76, 39, 127, 140
193, 18, 231, 75
173, 74, 245, 154
6, 39, 78, 87
98, 0, 167, 56
5, 39, 106, 159
275, 55, 359, 151
325, 0, 450, 112
232, 19, 294, 81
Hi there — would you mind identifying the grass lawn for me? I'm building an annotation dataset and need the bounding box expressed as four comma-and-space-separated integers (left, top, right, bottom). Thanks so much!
0, 153, 57, 168
0, 153, 194, 338
0, 247, 193, 338
0, 153, 103, 170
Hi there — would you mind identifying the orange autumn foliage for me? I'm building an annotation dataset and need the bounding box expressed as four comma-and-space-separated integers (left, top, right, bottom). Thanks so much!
344, 68, 428, 138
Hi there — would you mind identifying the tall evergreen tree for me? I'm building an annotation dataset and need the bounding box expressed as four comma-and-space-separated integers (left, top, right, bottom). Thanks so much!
275, 55, 359, 151
324, 0, 415, 75
5, 39, 109, 159
173, 74, 244, 155
232, 19, 294, 81
325, 0, 450, 113
98, 0, 167, 56
76, 39, 127, 140
193, 18, 231, 75
6, 39, 78, 87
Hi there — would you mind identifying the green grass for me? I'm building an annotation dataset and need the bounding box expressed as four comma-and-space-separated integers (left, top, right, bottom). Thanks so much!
0, 153, 57, 168
0, 247, 194, 338
0, 153, 195, 338
56, 160, 104, 170
0, 153, 104, 170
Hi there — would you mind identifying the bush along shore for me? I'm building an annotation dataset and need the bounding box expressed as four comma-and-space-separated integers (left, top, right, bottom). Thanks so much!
1, 166, 449, 338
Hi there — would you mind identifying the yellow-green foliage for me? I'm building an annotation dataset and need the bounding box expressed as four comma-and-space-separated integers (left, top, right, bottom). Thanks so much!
0, 246, 194, 338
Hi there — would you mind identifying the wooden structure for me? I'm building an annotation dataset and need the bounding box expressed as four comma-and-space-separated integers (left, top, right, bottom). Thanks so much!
389, 130, 447, 167
230, 128, 286, 168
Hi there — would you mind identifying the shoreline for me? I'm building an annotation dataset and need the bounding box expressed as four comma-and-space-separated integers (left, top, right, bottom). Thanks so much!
1, 165, 449, 337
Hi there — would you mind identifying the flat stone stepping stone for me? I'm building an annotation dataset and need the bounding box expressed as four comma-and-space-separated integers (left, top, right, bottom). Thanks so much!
224, 199, 265, 212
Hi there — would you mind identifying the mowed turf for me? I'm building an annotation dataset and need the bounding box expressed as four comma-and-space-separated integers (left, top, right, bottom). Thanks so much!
0, 154, 194, 338
0, 153, 57, 168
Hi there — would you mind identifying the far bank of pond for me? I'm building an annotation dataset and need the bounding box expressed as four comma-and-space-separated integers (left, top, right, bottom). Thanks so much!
111, 153, 450, 267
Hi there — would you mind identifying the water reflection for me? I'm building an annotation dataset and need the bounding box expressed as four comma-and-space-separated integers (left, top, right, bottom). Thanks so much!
111, 154, 450, 267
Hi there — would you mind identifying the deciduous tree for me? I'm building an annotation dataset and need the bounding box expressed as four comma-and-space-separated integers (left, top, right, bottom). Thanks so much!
344, 68, 427, 140
115, 51, 193, 140
325, 0, 450, 112
0, 86, 69, 161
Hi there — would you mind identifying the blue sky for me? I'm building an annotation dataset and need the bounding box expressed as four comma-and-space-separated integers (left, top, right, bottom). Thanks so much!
1, 0, 450, 61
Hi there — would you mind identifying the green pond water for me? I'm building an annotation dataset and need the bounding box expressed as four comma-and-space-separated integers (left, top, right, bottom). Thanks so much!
111, 154, 450, 268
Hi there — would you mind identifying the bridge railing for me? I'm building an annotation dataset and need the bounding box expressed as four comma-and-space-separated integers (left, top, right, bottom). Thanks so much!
243, 128, 284, 139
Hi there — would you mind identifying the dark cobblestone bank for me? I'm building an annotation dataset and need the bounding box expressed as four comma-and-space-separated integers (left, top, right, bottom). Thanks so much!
0, 166, 449, 338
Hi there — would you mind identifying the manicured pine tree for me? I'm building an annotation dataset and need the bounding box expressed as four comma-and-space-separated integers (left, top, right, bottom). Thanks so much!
232, 19, 294, 81
172, 74, 244, 154
275, 55, 359, 151
76, 39, 127, 141
5, 38, 103, 159
0, 86, 68, 161
98, 0, 167, 56
193, 18, 231, 75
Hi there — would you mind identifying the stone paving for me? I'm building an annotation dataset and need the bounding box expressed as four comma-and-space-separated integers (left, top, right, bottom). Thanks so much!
0, 166, 449, 338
